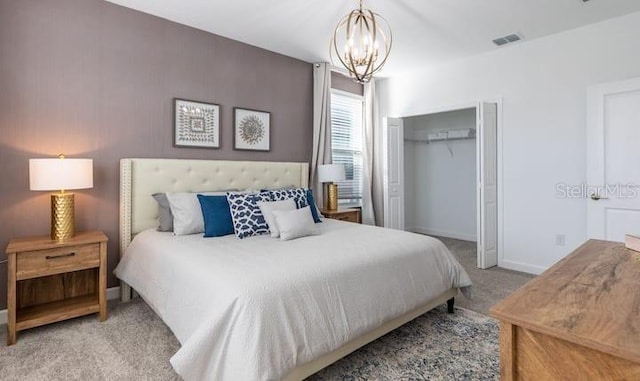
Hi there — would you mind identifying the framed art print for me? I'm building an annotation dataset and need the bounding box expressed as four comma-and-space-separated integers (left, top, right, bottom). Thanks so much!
174, 98, 220, 148
234, 107, 270, 151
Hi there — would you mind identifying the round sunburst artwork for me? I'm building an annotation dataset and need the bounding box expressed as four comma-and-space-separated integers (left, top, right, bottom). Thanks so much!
235, 108, 270, 151
239, 115, 265, 145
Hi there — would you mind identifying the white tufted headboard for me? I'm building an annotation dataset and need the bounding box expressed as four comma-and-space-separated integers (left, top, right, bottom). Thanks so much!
119, 158, 309, 258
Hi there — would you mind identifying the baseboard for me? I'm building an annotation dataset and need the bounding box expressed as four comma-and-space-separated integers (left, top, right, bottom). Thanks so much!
500, 260, 546, 275
409, 227, 545, 275
408, 226, 477, 242
106, 286, 121, 301
0, 286, 121, 326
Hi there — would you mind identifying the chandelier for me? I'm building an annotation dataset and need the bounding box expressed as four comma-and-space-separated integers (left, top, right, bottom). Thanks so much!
331, 0, 392, 84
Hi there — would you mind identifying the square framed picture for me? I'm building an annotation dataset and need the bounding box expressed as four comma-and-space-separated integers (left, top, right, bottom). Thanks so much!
174, 98, 220, 148
234, 107, 270, 151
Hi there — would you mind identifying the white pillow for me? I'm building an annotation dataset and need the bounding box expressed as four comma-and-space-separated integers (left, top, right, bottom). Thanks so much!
272, 206, 318, 241
257, 199, 296, 238
166, 192, 225, 235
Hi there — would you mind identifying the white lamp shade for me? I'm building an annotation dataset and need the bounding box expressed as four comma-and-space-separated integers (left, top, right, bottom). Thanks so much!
29, 158, 93, 191
318, 164, 346, 183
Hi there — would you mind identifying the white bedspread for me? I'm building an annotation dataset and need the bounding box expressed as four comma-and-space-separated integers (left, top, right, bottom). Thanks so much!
114, 219, 471, 381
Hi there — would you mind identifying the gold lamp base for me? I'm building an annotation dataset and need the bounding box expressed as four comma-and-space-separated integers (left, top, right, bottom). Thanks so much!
51, 192, 75, 241
327, 183, 339, 211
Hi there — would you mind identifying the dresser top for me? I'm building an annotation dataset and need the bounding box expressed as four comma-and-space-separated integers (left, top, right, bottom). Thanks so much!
490, 239, 640, 363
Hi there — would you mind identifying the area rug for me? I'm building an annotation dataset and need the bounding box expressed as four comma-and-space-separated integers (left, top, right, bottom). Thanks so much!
0, 299, 499, 380
309, 305, 499, 381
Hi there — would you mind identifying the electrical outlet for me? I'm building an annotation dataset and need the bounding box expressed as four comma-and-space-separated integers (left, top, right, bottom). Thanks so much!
556, 234, 566, 246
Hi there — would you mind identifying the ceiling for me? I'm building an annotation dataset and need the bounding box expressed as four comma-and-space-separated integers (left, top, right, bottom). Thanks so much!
105, 0, 640, 77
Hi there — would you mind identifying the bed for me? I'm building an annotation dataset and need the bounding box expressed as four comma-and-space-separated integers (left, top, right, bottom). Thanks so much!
114, 158, 472, 380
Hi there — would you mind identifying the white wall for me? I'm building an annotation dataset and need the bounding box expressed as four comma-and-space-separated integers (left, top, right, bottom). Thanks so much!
404, 109, 477, 241
378, 12, 640, 274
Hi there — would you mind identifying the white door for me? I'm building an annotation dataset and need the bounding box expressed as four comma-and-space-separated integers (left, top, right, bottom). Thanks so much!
383, 117, 405, 230
587, 78, 640, 242
477, 102, 498, 269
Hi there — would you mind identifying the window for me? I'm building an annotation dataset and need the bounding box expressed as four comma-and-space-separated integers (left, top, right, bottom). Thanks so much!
331, 90, 363, 206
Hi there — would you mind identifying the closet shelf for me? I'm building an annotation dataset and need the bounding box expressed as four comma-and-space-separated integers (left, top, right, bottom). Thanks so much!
405, 128, 476, 143
405, 136, 475, 143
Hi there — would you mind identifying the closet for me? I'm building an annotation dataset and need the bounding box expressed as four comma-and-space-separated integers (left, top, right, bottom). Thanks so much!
403, 108, 477, 242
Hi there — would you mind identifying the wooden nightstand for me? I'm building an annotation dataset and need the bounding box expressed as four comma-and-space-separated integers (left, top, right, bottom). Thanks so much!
321, 208, 361, 223
5, 231, 108, 345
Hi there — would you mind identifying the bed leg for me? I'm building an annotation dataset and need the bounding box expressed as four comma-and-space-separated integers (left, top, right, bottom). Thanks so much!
447, 297, 455, 313
121, 282, 131, 302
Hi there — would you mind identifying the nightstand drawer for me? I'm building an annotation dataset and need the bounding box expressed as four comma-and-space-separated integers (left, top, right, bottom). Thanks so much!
334, 213, 359, 222
16, 243, 100, 280
321, 208, 361, 223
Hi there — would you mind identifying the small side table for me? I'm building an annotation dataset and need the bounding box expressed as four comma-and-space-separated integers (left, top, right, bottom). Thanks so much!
321, 208, 361, 223
6, 231, 108, 345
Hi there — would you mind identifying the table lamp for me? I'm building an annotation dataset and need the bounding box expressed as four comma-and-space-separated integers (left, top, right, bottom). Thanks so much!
318, 164, 346, 212
29, 154, 93, 241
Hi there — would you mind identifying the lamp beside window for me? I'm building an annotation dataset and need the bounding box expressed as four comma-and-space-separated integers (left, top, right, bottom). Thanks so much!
318, 164, 346, 212
29, 154, 93, 241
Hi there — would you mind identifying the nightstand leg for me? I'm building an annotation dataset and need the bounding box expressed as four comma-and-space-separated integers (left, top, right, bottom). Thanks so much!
7, 253, 17, 345
98, 242, 107, 321
7, 326, 16, 346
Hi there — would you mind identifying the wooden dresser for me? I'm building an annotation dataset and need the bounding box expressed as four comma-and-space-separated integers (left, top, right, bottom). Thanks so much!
490, 240, 640, 380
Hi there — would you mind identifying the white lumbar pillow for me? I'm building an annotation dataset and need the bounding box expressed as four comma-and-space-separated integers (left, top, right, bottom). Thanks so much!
257, 199, 296, 238
272, 206, 318, 241
166, 192, 225, 235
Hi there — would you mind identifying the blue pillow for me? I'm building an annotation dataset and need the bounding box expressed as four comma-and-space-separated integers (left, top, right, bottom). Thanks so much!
197, 195, 235, 237
305, 189, 322, 223
226, 192, 271, 239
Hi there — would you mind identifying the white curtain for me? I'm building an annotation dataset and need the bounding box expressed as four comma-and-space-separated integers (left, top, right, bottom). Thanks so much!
371, 82, 385, 227
361, 80, 376, 225
310, 63, 332, 209
363, 79, 385, 226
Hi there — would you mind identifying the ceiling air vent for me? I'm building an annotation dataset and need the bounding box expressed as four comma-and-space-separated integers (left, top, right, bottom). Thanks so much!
492, 33, 523, 47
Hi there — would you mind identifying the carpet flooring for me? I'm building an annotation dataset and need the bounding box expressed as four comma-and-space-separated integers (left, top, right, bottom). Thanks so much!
436, 237, 535, 315
0, 298, 181, 381
0, 237, 534, 380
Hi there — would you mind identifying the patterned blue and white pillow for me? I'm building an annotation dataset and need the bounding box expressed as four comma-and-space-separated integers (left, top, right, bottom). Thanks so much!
226, 192, 271, 239
268, 188, 309, 209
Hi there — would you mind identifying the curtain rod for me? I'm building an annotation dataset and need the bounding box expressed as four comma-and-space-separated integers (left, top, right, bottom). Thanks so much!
314, 62, 356, 77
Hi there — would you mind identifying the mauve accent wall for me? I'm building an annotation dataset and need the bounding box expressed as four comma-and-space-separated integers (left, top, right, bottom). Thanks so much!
0, 0, 313, 309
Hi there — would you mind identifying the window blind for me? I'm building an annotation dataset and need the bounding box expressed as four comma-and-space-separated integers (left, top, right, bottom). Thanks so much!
331, 91, 363, 205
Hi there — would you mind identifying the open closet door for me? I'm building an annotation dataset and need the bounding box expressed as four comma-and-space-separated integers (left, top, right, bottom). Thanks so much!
383, 117, 405, 230
477, 102, 498, 269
